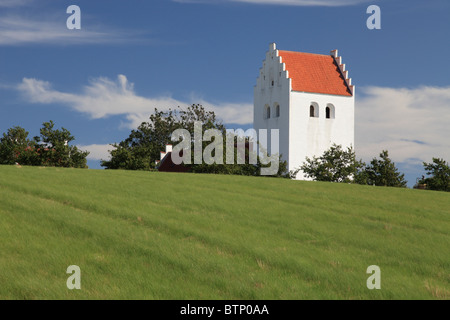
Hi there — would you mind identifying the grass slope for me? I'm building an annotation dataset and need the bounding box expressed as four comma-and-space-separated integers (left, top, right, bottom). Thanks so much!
0, 165, 449, 299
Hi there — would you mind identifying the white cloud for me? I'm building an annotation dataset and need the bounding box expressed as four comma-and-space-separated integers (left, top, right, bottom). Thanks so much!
0, 16, 145, 46
173, 0, 373, 6
355, 86, 450, 164
0, 0, 32, 7
77, 144, 115, 161
17, 75, 253, 128
193, 99, 253, 126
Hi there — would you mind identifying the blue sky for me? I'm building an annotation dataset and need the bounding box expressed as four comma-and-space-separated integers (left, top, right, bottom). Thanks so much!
0, 0, 449, 186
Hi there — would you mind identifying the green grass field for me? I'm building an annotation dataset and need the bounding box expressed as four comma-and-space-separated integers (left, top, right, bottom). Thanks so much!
0, 165, 448, 299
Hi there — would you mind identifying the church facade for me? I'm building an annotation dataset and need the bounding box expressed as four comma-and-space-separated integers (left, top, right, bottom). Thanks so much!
253, 43, 355, 178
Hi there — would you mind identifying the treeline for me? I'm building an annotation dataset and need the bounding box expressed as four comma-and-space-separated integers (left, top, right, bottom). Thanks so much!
298, 144, 449, 192
0, 121, 89, 168
101, 104, 448, 191
5, 106, 445, 192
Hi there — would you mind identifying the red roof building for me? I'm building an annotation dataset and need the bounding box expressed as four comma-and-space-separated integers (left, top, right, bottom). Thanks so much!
253, 43, 355, 179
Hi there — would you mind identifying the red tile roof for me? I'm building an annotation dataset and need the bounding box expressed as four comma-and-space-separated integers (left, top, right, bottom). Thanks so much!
278, 50, 352, 96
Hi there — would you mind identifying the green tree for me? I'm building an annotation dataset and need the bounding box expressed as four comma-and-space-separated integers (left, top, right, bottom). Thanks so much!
190, 135, 289, 178
421, 158, 450, 192
0, 126, 39, 165
300, 144, 365, 183
0, 121, 89, 168
102, 104, 289, 177
364, 150, 407, 187
34, 121, 89, 168
101, 104, 222, 170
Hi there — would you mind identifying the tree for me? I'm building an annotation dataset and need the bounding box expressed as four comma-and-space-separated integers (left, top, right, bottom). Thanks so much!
34, 121, 89, 168
102, 104, 289, 177
300, 144, 365, 183
189, 136, 289, 178
363, 150, 407, 187
0, 121, 89, 168
421, 158, 450, 192
101, 104, 223, 170
0, 126, 39, 165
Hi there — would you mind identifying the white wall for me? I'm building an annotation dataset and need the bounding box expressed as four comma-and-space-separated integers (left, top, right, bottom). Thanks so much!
289, 91, 354, 178
253, 43, 291, 163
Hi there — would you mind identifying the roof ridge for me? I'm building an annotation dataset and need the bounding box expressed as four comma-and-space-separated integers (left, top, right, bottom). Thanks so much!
278, 50, 330, 57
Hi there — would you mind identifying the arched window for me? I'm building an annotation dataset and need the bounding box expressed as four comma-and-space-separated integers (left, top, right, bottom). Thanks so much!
275, 104, 280, 118
265, 105, 271, 119
309, 103, 319, 118
326, 104, 335, 119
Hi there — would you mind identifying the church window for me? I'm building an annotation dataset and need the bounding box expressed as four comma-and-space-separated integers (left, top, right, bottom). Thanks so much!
310, 103, 319, 118
265, 105, 271, 119
275, 104, 280, 117
326, 104, 335, 119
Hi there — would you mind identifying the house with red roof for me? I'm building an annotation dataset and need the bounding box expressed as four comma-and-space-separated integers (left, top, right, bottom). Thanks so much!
156, 144, 190, 173
254, 43, 355, 179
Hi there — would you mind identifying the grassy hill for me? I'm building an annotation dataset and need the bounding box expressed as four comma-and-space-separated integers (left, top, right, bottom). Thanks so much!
0, 165, 448, 299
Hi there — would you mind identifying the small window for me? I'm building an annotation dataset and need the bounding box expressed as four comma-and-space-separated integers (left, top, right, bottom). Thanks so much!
326, 104, 335, 119
271, 80, 274, 86
309, 102, 319, 118
310, 103, 319, 118
264, 105, 271, 119
275, 104, 280, 117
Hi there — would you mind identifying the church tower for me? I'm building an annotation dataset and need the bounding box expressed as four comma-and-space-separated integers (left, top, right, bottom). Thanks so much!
253, 43, 355, 178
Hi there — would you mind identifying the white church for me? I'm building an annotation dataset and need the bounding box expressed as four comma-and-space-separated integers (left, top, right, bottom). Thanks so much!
253, 43, 355, 179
